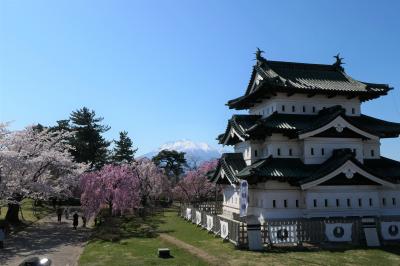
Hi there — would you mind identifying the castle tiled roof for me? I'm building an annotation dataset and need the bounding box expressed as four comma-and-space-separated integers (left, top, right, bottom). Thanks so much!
228, 58, 391, 110
209, 153, 247, 185
213, 149, 400, 186
218, 106, 400, 144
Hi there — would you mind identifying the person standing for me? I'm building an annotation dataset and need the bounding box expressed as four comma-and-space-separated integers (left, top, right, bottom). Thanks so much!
56, 207, 63, 223
73, 212, 79, 230
82, 216, 87, 228
65, 207, 69, 219
0, 226, 5, 249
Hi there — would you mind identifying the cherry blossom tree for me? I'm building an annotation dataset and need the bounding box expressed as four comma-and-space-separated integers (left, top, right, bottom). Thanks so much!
80, 164, 141, 218
134, 158, 171, 207
80, 159, 170, 218
173, 160, 218, 203
0, 125, 87, 224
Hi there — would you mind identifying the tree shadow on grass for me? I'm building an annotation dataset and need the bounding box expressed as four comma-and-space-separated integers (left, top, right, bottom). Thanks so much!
91, 210, 174, 242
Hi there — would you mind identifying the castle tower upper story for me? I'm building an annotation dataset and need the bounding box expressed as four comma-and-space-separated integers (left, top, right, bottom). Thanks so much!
217, 50, 400, 165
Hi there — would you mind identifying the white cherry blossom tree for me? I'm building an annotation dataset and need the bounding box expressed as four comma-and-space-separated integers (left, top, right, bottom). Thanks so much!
0, 124, 87, 224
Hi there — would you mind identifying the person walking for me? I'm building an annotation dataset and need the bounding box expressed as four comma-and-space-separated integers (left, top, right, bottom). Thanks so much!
82, 216, 87, 228
56, 207, 63, 223
73, 212, 79, 230
65, 207, 70, 220
0, 226, 5, 249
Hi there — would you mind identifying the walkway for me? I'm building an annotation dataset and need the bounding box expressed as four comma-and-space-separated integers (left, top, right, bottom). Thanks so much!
159, 233, 224, 265
0, 215, 91, 266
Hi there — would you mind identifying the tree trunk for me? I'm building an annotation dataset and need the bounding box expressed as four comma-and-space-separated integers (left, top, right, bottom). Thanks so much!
5, 203, 21, 225
108, 202, 112, 216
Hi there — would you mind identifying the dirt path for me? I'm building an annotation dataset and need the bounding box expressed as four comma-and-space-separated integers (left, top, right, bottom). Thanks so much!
0, 215, 91, 266
159, 233, 225, 266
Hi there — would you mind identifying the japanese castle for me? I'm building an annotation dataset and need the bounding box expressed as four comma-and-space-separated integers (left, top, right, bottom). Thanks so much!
211, 50, 400, 225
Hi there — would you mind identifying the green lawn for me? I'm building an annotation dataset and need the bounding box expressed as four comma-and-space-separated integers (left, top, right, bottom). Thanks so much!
79, 212, 207, 266
0, 199, 53, 225
159, 209, 400, 266
80, 208, 400, 266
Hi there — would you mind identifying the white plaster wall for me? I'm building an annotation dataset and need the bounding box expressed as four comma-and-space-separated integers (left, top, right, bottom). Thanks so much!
223, 181, 400, 221
247, 181, 304, 221
234, 141, 252, 165
303, 137, 364, 164
363, 139, 381, 159
235, 140, 267, 165
249, 93, 361, 117
222, 185, 240, 218
263, 134, 302, 158
304, 185, 400, 217
234, 135, 380, 165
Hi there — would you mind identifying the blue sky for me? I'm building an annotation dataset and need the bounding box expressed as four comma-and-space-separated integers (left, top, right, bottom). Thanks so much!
1, 0, 400, 158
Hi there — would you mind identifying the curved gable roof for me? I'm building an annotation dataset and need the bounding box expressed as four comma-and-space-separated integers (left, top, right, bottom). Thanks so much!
219, 106, 400, 144
228, 58, 392, 110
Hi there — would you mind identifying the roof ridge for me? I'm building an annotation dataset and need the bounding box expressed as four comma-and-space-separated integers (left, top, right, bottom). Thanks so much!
266, 60, 337, 70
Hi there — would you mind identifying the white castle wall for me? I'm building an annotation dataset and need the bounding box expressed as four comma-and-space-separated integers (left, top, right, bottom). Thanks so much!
221, 181, 400, 221
222, 185, 240, 219
234, 134, 381, 165
248, 93, 361, 117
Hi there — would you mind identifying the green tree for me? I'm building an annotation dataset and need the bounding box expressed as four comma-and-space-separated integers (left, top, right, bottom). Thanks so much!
69, 107, 110, 169
152, 150, 187, 184
52, 119, 71, 132
112, 131, 137, 163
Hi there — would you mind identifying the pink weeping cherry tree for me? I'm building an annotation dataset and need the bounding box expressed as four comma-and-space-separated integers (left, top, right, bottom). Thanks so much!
80, 159, 170, 219
80, 164, 140, 218
133, 158, 171, 207
173, 160, 218, 203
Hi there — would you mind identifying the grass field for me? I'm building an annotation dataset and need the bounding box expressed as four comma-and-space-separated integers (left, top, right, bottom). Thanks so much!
0, 199, 53, 225
79, 212, 206, 266
80, 208, 400, 266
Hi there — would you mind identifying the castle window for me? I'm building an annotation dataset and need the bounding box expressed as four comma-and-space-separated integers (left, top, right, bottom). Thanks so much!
303, 106, 306, 113
292, 105, 296, 112
393, 197, 397, 206
382, 198, 386, 206
311, 148, 314, 156
347, 198, 351, 207
321, 148, 325, 155
296, 200, 299, 208
324, 199, 328, 207
289, 149, 293, 156
273, 200, 276, 208
336, 199, 340, 207
313, 199, 317, 207
277, 148, 281, 156
352, 108, 355, 114
284, 200, 288, 208
282, 105, 286, 112
312, 106, 316, 113
254, 149, 258, 157
358, 198, 362, 207
369, 198, 373, 207
371, 150, 375, 157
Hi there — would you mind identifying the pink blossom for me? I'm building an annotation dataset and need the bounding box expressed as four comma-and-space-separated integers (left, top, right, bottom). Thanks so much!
173, 160, 218, 203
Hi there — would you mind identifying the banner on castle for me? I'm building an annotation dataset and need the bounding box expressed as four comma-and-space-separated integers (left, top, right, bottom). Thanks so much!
186, 208, 191, 220
206, 215, 214, 231
381, 222, 400, 240
195, 211, 202, 225
325, 223, 352, 242
239, 180, 248, 217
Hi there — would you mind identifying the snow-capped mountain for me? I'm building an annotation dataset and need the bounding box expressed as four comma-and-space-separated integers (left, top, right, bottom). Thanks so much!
140, 140, 229, 167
